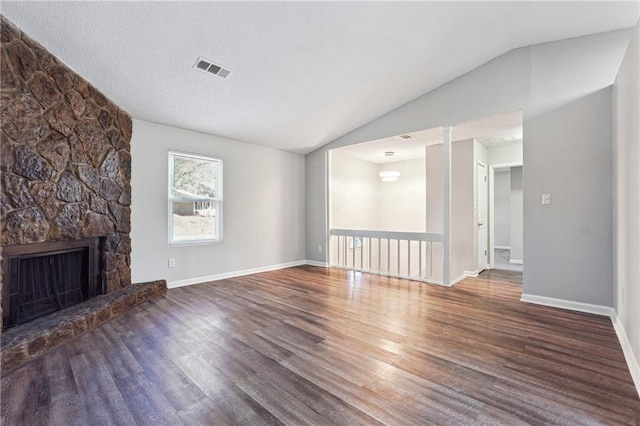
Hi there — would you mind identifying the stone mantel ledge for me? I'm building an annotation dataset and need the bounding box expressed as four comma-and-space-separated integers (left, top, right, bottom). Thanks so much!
0, 280, 167, 374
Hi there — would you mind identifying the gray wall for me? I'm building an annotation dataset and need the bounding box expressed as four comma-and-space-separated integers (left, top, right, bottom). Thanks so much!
494, 170, 511, 248
613, 22, 639, 379
306, 29, 632, 307
131, 119, 306, 285
510, 166, 524, 262
523, 89, 612, 304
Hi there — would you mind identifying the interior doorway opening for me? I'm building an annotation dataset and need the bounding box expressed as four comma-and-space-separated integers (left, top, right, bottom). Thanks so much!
327, 109, 523, 285
488, 163, 524, 272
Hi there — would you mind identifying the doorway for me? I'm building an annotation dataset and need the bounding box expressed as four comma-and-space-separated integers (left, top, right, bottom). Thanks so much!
488, 163, 523, 272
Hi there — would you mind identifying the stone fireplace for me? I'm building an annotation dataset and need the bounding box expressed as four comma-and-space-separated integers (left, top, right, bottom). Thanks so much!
0, 15, 167, 372
2, 237, 105, 329
1, 14, 133, 332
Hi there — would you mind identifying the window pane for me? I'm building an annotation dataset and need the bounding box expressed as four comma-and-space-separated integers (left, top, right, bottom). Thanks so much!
172, 155, 218, 198
172, 201, 217, 242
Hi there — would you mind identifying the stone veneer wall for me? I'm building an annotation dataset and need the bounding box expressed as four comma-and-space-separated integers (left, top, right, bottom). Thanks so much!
0, 16, 133, 327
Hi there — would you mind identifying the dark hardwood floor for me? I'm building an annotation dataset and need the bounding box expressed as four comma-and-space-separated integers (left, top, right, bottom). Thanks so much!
2, 266, 639, 425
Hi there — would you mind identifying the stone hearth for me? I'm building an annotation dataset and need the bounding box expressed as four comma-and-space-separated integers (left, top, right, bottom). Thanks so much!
1, 279, 166, 373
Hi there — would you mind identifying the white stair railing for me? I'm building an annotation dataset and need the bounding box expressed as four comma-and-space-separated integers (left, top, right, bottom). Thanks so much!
329, 229, 444, 284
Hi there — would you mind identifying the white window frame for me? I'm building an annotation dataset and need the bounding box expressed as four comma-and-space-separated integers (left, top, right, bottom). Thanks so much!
168, 150, 223, 245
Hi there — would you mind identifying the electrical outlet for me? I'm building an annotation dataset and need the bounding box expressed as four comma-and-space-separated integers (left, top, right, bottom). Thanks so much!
317, 245, 322, 253
541, 193, 551, 205
168, 258, 176, 268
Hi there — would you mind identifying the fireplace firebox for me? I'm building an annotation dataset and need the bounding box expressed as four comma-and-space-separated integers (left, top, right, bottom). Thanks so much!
2, 238, 105, 330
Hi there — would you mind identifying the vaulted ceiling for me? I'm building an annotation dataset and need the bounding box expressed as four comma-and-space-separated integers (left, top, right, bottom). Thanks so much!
2, 2, 638, 154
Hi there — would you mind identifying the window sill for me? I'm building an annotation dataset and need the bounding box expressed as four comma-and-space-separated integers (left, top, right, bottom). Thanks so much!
169, 239, 223, 247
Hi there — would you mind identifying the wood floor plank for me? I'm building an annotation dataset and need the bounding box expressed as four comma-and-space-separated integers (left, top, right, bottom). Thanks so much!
2, 266, 639, 425
1, 363, 36, 425
111, 319, 209, 413
114, 373, 185, 426
255, 361, 384, 426
68, 352, 137, 425
176, 353, 283, 425
280, 354, 436, 425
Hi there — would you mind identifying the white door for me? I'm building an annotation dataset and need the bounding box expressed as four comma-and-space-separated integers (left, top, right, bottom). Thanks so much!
477, 163, 488, 270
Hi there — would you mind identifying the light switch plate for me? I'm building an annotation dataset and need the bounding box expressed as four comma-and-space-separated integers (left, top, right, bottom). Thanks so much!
542, 193, 551, 205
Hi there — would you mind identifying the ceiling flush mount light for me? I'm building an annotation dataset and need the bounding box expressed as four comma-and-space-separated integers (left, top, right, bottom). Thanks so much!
380, 171, 400, 182
194, 57, 232, 79
379, 151, 400, 182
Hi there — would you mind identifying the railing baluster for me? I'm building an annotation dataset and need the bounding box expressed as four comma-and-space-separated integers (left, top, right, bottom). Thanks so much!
351, 237, 355, 270
430, 241, 433, 279
360, 237, 364, 271
397, 239, 400, 277
343, 236, 347, 268
386, 239, 390, 275
419, 241, 422, 280
408, 240, 411, 279
368, 237, 372, 272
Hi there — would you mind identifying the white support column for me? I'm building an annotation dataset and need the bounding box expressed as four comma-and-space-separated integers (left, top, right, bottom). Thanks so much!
443, 126, 452, 286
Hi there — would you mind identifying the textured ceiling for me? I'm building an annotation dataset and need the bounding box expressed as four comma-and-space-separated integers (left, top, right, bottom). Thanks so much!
2, 2, 638, 154
335, 110, 523, 164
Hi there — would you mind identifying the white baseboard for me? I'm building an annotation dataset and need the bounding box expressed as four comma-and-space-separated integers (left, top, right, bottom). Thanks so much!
611, 311, 640, 398
464, 267, 490, 278
520, 293, 639, 395
305, 260, 328, 267
509, 259, 523, 265
494, 245, 510, 250
447, 274, 466, 287
168, 260, 307, 288
520, 293, 614, 317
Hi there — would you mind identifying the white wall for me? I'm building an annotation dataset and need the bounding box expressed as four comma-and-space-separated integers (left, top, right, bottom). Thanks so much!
306, 29, 632, 308
377, 158, 425, 232
494, 170, 511, 248
473, 140, 488, 270
330, 154, 425, 232
131, 119, 306, 285
329, 152, 378, 230
487, 142, 523, 166
613, 21, 639, 390
510, 166, 524, 262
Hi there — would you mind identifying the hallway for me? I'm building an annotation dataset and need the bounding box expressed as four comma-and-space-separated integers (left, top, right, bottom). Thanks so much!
494, 248, 523, 272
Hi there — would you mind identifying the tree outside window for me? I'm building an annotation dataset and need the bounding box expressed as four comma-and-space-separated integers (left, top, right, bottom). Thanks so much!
168, 151, 222, 244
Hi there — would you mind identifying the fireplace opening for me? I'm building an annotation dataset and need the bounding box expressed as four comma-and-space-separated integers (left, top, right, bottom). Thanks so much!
2, 238, 105, 330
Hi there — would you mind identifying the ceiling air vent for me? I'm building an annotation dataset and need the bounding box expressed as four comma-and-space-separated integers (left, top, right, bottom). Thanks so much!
194, 57, 232, 79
